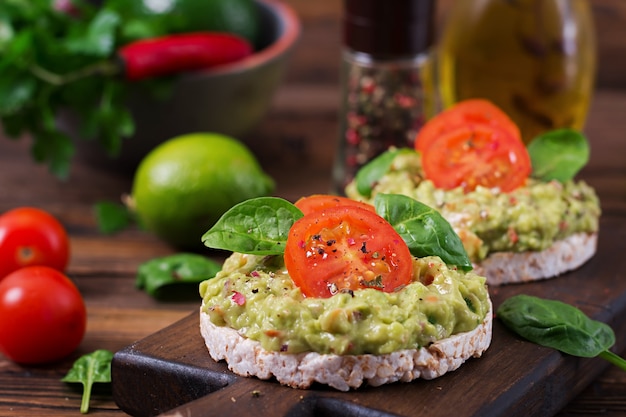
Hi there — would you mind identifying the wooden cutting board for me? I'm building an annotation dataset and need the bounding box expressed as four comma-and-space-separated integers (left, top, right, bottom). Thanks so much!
111, 215, 626, 417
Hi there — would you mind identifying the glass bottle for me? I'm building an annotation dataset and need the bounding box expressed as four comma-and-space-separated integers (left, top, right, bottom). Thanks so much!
332, 0, 436, 194
435, 0, 596, 144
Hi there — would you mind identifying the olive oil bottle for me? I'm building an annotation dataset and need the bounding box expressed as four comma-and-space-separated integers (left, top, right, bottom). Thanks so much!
436, 0, 596, 144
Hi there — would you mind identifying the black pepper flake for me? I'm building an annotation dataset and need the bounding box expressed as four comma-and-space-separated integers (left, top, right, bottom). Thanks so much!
317, 248, 325, 255
360, 242, 368, 253
326, 239, 336, 246
312, 234, 322, 241
341, 288, 355, 297
280, 344, 288, 352
252, 289, 259, 294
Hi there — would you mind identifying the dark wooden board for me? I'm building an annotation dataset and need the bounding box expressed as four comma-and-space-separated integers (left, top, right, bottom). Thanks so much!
111, 215, 626, 417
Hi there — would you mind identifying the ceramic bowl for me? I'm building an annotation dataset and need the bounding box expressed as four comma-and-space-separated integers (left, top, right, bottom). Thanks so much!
75, 0, 300, 172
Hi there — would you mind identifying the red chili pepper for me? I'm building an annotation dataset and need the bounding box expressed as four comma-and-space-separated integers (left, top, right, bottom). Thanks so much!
118, 32, 253, 81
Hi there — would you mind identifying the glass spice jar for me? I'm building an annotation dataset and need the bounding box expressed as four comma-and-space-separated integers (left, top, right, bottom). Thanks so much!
332, 0, 436, 194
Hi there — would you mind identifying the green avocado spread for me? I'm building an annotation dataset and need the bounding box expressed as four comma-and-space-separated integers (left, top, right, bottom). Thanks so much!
345, 151, 601, 261
200, 252, 490, 355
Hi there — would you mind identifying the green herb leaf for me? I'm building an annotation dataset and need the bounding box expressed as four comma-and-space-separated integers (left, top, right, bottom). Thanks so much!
498, 294, 626, 371
64, 9, 120, 57
61, 349, 114, 414
202, 197, 304, 255
31, 129, 75, 179
373, 193, 472, 271
136, 253, 222, 299
0, 70, 36, 115
0, 0, 170, 178
528, 129, 590, 182
354, 148, 413, 198
93, 200, 133, 234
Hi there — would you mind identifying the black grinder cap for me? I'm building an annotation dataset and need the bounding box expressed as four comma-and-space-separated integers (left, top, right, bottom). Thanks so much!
343, 0, 435, 58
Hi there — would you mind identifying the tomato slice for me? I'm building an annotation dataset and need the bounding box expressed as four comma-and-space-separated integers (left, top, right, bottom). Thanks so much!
421, 124, 531, 192
294, 194, 375, 215
415, 99, 522, 153
284, 206, 413, 298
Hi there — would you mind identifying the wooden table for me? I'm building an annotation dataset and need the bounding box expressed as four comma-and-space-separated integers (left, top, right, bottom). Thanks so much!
1, 1, 626, 416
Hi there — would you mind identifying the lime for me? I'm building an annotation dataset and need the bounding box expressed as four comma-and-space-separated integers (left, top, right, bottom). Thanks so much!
130, 132, 274, 249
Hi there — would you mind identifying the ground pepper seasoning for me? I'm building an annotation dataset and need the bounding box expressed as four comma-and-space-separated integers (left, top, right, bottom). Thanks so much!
332, 0, 436, 194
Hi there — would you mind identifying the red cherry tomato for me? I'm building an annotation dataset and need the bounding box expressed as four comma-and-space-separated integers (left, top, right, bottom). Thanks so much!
284, 206, 413, 298
415, 99, 522, 153
0, 207, 70, 280
421, 123, 532, 192
294, 194, 375, 215
0, 266, 87, 364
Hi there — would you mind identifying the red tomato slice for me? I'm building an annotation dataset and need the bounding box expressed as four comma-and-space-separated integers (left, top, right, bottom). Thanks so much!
284, 206, 413, 298
294, 194, 375, 215
415, 99, 522, 153
421, 124, 531, 192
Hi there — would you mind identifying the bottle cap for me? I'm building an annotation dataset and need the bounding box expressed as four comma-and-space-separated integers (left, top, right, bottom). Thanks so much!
343, 0, 435, 57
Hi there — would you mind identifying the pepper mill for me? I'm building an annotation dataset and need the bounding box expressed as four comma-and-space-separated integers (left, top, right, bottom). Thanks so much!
332, 0, 436, 194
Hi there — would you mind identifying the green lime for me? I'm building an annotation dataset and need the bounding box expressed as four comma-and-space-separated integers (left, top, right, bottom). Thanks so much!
130, 132, 274, 249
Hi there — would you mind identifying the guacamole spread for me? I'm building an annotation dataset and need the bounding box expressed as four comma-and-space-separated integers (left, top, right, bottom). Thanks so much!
200, 252, 489, 356
345, 151, 600, 261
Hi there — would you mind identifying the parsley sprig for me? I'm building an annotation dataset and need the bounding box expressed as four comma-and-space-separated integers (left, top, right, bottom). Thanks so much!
0, 0, 179, 178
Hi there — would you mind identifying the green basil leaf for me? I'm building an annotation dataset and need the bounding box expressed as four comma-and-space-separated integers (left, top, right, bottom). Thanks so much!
136, 253, 222, 299
528, 129, 590, 182
497, 294, 615, 357
62, 349, 114, 414
202, 197, 303, 255
93, 200, 133, 234
354, 148, 413, 198
373, 193, 472, 271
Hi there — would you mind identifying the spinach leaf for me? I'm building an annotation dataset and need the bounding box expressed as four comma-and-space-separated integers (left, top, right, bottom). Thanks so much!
94, 200, 133, 234
498, 294, 626, 371
354, 148, 413, 198
528, 129, 590, 182
373, 193, 472, 271
136, 253, 222, 299
202, 197, 303, 255
62, 349, 114, 414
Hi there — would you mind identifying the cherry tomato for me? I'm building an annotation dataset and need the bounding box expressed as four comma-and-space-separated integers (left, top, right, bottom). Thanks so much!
0, 266, 87, 364
294, 194, 375, 215
284, 206, 413, 298
0, 207, 70, 280
415, 99, 521, 153
421, 123, 532, 192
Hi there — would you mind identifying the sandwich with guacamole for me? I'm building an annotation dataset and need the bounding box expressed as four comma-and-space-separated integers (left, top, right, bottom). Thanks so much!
345, 99, 600, 285
199, 194, 492, 390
